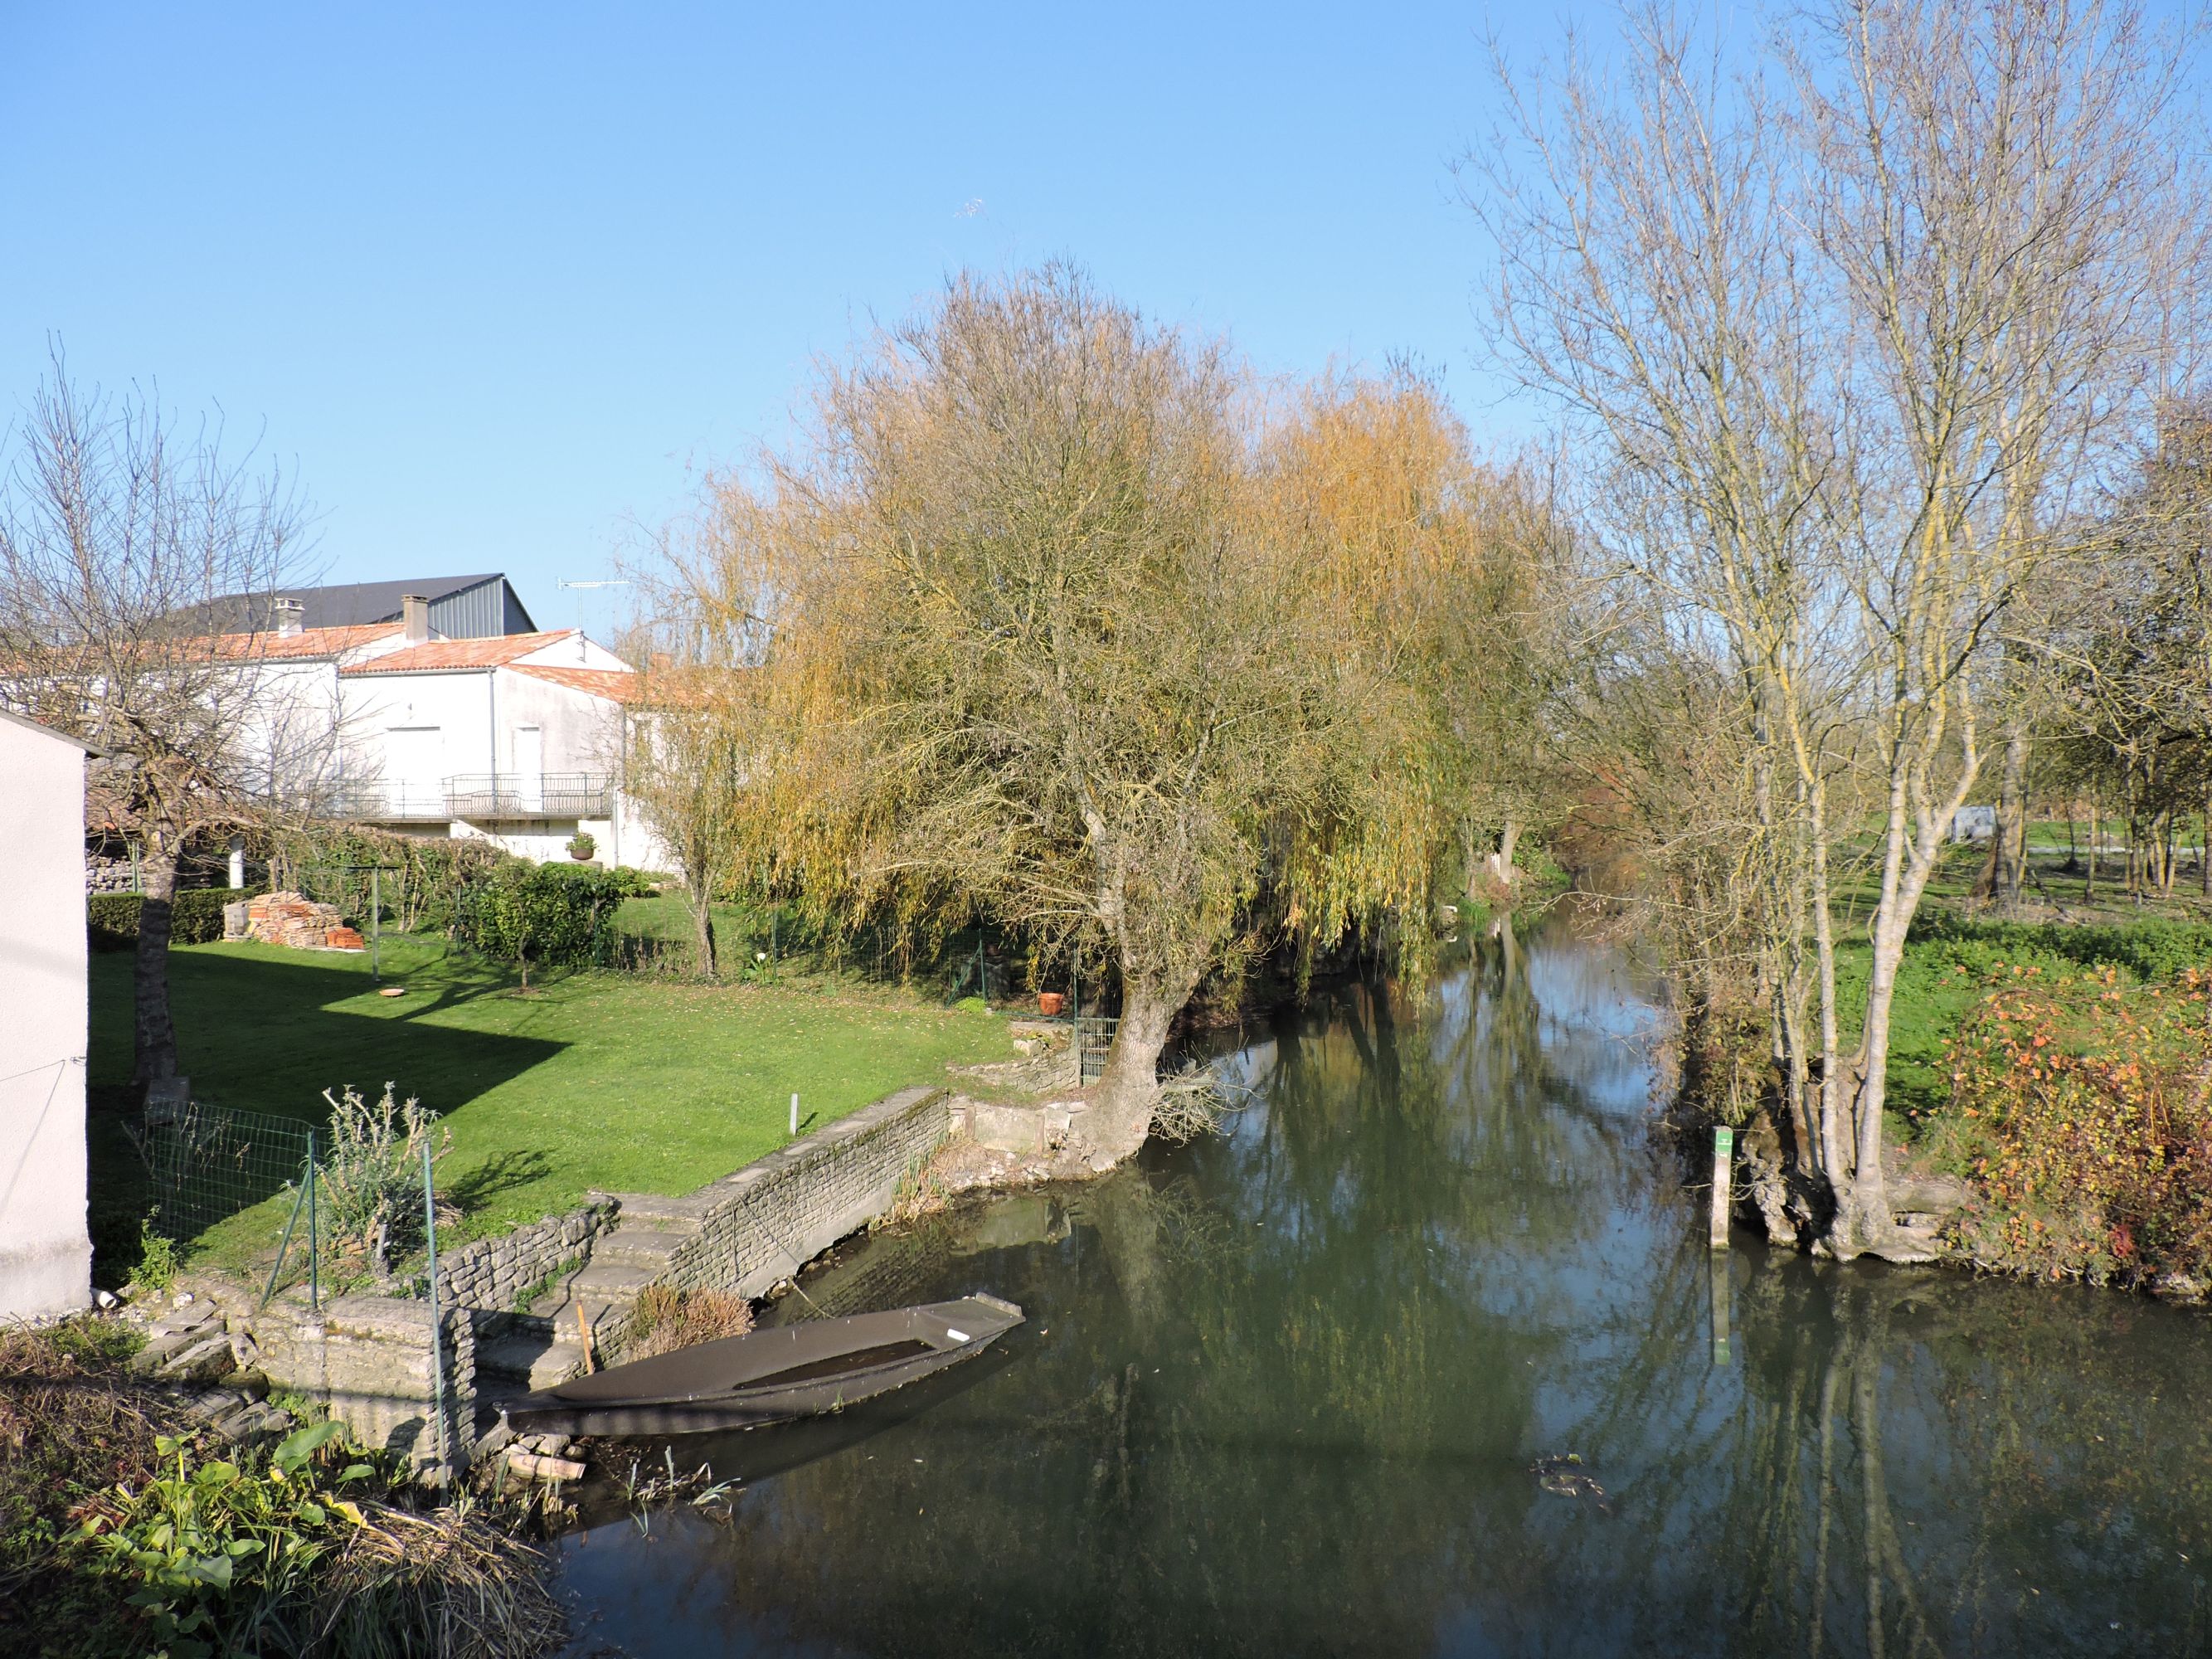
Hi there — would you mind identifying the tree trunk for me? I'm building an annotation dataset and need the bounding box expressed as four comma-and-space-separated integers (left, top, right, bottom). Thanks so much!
1485, 819, 1523, 890
1992, 727, 2029, 909
133, 841, 182, 1089
1084, 975, 1193, 1170
691, 878, 718, 979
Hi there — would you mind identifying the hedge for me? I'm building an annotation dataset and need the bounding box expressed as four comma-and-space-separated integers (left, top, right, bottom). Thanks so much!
455, 862, 625, 975
87, 888, 259, 951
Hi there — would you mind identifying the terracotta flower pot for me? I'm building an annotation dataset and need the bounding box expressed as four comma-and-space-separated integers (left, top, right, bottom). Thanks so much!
1038, 991, 1066, 1017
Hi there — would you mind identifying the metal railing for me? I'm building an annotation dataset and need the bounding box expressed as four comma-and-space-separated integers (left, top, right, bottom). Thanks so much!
317, 772, 610, 822
445, 772, 609, 818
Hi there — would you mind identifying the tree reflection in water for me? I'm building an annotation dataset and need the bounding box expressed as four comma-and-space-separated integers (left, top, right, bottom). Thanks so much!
558, 914, 2212, 1658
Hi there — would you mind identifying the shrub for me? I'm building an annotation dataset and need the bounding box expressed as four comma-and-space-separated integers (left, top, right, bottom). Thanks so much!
1946, 964, 2212, 1285
126, 1217, 180, 1298
456, 861, 623, 985
88, 887, 256, 951
1911, 912, 2212, 983
608, 865, 659, 898
318, 1085, 451, 1283
265, 825, 515, 937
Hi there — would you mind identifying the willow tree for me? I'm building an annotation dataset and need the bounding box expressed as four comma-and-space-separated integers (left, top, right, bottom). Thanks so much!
1264, 371, 1569, 907
672, 268, 1445, 1165
1473, 0, 2197, 1258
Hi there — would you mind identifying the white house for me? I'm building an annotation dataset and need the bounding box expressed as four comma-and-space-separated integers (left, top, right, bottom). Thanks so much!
198, 590, 675, 869
0, 708, 95, 1318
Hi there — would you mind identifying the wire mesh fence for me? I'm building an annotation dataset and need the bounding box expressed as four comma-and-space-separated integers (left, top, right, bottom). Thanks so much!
136, 1097, 314, 1246
1077, 1014, 1119, 1085
134, 1091, 449, 1344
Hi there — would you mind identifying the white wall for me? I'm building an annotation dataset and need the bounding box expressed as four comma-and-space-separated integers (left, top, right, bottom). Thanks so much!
0, 716, 93, 1317
338, 670, 502, 784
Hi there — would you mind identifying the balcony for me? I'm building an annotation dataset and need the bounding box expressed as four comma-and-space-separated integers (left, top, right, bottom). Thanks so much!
318, 773, 610, 823
444, 773, 610, 819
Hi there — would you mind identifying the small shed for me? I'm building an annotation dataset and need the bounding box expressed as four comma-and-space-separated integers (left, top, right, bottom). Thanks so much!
0, 708, 95, 1316
1949, 805, 1998, 844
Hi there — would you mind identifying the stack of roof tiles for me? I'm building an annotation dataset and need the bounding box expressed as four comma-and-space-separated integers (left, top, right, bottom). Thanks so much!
231, 892, 364, 951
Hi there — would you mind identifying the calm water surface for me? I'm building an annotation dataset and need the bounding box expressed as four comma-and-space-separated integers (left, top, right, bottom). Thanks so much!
557, 918, 2212, 1657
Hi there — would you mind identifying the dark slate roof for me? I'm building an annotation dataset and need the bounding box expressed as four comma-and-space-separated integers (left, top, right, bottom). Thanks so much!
189, 574, 537, 637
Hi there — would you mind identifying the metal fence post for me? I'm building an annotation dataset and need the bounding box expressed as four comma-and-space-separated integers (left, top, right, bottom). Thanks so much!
422, 1137, 446, 1477
306, 1127, 318, 1312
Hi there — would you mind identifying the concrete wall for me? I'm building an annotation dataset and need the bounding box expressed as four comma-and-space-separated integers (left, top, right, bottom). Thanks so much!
662, 1086, 952, 1303
0, 714, 92, 1319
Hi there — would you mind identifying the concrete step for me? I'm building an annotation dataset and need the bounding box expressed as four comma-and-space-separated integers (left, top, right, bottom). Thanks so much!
590, 1228, 692, 1270
596, 1191, 707, 1233
530, 1261, 657, 1317
477, 1331, 589, 1391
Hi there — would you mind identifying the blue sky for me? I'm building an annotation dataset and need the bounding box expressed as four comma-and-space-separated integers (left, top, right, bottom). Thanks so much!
0, 3, 1546, 630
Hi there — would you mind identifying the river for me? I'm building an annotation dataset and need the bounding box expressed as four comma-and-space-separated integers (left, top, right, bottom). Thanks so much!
554, 914, 2212, 1657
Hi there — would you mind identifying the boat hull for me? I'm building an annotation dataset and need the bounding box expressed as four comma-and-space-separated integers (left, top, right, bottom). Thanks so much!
503, 1294, 1023, 1439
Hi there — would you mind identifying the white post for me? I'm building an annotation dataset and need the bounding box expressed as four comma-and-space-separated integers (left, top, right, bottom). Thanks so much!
227, 834, 246, 891
790, 1092, 800, 1136
1709, 1126, 1733, 1250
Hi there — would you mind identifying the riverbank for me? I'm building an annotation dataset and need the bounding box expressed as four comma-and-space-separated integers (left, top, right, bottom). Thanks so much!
1719, 900, 2212, 1299
0, 1317, 565, 1659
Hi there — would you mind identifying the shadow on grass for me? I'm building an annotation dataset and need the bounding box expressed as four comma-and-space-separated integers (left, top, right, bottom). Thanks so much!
444, 1147, 556, 1219
88, 946, 571, 1284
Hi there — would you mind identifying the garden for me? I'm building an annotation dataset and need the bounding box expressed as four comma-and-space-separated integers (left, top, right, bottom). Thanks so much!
85, 868, 1014, 1287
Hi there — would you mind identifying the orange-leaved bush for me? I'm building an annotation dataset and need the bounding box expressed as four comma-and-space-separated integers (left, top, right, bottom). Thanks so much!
1947, 966, 2212, 1286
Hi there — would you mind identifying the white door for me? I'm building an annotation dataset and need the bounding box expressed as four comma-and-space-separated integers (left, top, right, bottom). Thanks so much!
382, 727, 442, 816
513, 726, 543, 813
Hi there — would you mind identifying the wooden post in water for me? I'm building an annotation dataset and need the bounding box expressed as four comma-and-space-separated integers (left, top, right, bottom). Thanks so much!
1709, 1126, 1733, 1250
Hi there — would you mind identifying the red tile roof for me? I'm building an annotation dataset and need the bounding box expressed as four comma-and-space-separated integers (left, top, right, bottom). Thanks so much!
339, 630, 578, 674
207, 623, 401, 660
509, 664, 648, 703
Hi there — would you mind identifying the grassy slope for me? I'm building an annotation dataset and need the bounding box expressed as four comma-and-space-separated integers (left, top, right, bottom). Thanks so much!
90, 934, 1010, 1266
1824, 839, 2212, 1168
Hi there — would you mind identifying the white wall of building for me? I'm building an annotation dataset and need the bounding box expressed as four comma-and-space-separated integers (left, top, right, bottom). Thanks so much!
0, 713, 93, 1317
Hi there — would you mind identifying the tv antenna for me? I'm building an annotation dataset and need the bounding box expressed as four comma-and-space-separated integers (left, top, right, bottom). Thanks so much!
556, 578, 630, 635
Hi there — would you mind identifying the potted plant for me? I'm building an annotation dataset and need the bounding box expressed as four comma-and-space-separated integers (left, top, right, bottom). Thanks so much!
1038, 990, 1066, 1018
566, 831, 597, 863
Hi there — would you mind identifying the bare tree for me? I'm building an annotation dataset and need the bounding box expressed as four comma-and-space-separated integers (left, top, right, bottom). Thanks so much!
1471, 0, 2199, 1257
0, 355, 316, 1090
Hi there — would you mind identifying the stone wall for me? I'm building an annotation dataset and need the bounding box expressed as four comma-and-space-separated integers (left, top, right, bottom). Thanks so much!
662, 1085, 951, 1302
435, 1199, 614, 1313
248, 1292, 473, 1482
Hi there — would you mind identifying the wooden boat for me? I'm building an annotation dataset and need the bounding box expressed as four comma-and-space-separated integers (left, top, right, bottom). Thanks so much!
502, 1294, 1024, 1438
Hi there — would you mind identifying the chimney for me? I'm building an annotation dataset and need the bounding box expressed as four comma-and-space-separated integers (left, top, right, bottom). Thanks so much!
401, 593, 430, 644
272, 597, 304, 638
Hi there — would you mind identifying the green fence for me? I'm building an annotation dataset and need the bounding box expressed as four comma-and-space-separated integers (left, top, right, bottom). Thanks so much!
138, 1097, 314, 1246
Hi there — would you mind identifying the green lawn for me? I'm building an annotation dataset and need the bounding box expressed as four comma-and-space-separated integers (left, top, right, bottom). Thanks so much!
90, 934, 1013, 1273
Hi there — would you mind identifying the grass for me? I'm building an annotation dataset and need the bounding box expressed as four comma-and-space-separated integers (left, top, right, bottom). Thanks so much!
89, 932, 1014, 1277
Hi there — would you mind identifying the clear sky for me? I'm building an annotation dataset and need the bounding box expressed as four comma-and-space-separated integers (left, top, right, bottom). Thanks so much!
0, 2, 1547, 630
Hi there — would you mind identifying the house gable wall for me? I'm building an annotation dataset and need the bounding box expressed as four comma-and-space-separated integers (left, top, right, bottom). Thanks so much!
0, 718, 92, 1316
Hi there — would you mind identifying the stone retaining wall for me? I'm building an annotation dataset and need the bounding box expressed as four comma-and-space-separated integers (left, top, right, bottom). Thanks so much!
662, 1085, 951, 1302
250, 1293, 473, 1482
435, 1199, 615, 1312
